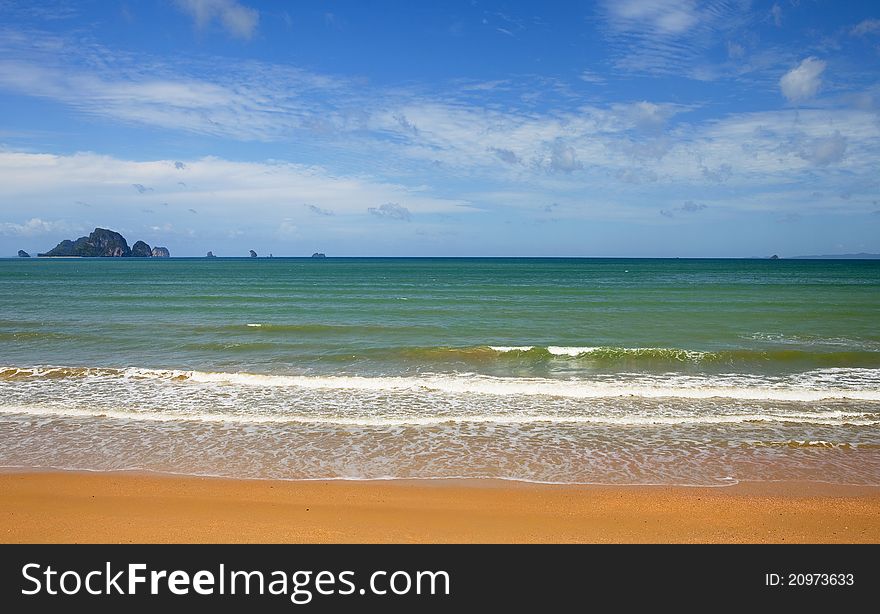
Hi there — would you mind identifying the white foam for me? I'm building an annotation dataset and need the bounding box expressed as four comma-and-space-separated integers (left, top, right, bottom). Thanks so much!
0, 405, 876, 427
547, 346, 599, 356
175, 370, 880, 402
5, 365, 880, 403
246, 323, 262, 327
489, 346, 535, 352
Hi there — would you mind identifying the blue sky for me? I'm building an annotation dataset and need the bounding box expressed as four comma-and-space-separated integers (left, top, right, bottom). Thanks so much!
0, 0, 878, 257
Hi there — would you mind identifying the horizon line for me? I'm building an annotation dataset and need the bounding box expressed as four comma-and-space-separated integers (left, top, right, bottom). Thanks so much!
7, 255, 880, 261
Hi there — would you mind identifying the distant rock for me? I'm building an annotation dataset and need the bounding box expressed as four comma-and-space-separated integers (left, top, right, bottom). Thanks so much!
311, 253, 326, 259
249, 250, 257, 258
206, 251, 216, 258
39, 239, 78, 257
131, 241, 152, 257
151, 246, 170, 258
39, 228, 131, 257
769, 254, 780, 260
17, 250, 30, 258
791, 253, 880, 260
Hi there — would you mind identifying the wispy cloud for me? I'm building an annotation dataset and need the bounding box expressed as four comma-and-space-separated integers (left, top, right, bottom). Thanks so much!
0, 152, 467, 222
798, 131, 847, 166
0, 27, 878, 231
578, 70, 606, 84
603, 0, 700, 36
548, 140, 583, 174
368, 203, 412, 221
489, 147, 520, 165
660, 200, 707, 218
596, 0, 750, 79
0, 1, 79, 22
700, 163, 732, 183
0, 29, 348, 141
174, 0, 259, 40
305, 204, 334, 216
770, 3, 783, 27
132, 183, 154, 193
850, 19, 880, 37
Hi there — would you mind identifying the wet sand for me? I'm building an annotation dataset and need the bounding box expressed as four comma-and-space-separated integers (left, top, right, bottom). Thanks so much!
1, 471, 877, 543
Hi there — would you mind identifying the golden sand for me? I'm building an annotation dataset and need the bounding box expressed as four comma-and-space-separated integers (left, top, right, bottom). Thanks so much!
1, 471, 877, 543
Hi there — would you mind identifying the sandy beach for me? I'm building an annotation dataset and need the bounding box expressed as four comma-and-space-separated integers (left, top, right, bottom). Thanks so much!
1, 471, 877, 544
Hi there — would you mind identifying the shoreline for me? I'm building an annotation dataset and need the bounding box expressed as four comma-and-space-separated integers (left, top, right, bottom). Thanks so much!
1, 470, 878, 544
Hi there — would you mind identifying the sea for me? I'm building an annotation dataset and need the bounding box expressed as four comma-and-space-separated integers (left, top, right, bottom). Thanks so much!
1, 257, 878, 486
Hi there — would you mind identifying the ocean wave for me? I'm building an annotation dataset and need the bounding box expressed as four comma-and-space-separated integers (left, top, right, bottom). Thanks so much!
2, 365, 880, 402
750, 440, 862, 449
0, 404, 876, 427
380, 345, 880, 367
742, 332, 880, 350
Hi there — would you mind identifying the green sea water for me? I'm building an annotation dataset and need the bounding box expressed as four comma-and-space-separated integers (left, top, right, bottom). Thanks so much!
1, 257, 878, 484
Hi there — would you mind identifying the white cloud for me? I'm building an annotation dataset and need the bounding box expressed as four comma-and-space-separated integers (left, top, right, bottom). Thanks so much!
780, 57, 826, 103
0, 218, 79, 237
174, 0, 259, 40
614, 101, 675, 132
1, 32, 878, 229
0, 151, 469, 220
850, 19, 880, 36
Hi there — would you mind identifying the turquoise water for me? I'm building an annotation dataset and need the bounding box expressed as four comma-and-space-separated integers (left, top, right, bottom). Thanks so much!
1, 257, 878, 484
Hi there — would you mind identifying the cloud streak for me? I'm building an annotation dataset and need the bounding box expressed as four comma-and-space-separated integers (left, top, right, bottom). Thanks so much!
174, 0, 259, 40
305, 204, 334, 216
850, 19, 880, 37
368, 203, 412, 221
596, 0, 750, 79
0, 151, 468, 226
0, 217, 79, 237
660, 200, 707, 218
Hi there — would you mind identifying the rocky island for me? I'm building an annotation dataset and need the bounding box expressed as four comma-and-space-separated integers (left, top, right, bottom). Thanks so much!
249, 250, 257, 258
18, 250, 30, 258
38, 228, 170, 258
131, 241, 152, 257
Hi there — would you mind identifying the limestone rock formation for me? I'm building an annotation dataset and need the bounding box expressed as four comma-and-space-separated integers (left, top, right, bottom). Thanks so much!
39, 228, 131, 257
131, 241, 152, 257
